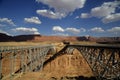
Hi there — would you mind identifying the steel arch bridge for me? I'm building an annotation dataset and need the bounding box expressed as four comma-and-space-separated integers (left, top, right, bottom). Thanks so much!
66, 44, 120, 80
43, 44, 120, 80
0, 44, 120, 80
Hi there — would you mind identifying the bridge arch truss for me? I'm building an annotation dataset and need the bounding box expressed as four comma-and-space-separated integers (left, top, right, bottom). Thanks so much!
66, 44, 120, 80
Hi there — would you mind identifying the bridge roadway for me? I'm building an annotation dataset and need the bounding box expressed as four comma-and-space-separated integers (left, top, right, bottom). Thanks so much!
0, 44, 120, 80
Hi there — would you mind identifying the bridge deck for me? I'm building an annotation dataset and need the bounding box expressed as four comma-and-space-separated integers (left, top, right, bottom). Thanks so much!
69, 44, 120, 49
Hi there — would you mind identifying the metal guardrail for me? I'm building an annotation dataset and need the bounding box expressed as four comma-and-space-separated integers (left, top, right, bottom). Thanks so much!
0, 45, 54, 80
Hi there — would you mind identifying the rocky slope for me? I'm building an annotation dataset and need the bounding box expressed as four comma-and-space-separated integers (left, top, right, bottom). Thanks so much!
0, 33, 13, 42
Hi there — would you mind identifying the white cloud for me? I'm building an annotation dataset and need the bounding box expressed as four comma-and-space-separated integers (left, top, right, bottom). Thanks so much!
24, 17, 41, 24
80, 1, 120, 23
107, 27, 120, 32
66, 27, 86, 34
36, 0, 86, 19
52, 26, 86, 34
52, 33, 69, 36
0, 24, 6, 27
107, 27, 120, 36
91, 1, 119, 18
75, 16, 80, 19
53, 26, 65, 32
80, 28, 86, 32
102, 13, 120, 23
12, 27, 40, 35
90, 27, 104, 32
36, 9, 65, 19
0, 18, 16, 26
81, 13, 91, 18
0, 29, 11, 35
66, 28, 80, 34
91, 3, 115, 18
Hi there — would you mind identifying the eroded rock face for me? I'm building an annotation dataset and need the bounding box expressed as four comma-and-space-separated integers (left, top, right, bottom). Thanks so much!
43, 49, 93, 79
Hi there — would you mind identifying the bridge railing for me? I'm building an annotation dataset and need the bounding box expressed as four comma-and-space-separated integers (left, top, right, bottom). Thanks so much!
0, 45, 54, 80
68, 44, 120, 80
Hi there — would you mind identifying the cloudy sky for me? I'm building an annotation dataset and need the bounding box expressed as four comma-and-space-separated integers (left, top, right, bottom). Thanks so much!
0, 0, 120, 37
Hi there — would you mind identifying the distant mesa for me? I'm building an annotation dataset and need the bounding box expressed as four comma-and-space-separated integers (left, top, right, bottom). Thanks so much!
14, 34, 41, 41
0, 33, 41, 42
0, 33, 120, 43
0, 33, 13, 42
